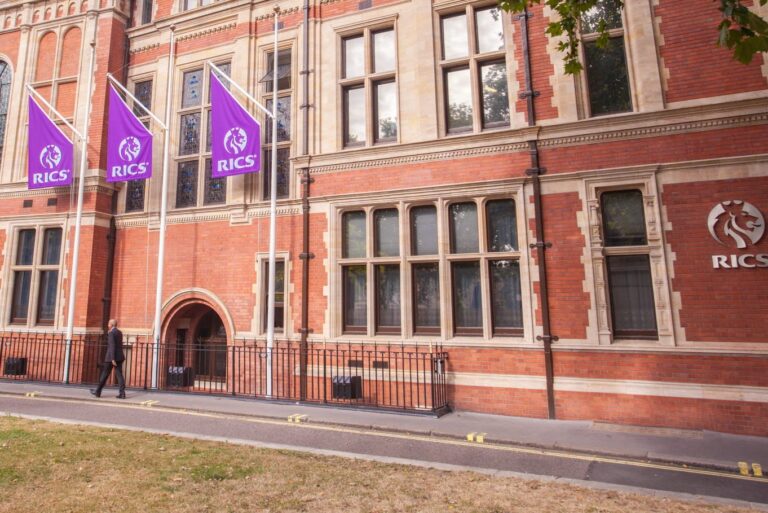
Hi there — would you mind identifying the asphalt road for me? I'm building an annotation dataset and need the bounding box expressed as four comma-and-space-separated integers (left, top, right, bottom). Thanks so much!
2, 394, 766, 506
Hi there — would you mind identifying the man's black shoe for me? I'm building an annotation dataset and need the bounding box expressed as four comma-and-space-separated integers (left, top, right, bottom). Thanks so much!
90, 389, 100, 398
116, 393, 126, 399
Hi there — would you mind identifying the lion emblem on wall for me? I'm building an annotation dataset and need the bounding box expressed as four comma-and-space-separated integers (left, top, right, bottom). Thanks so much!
707, 200, 765, 249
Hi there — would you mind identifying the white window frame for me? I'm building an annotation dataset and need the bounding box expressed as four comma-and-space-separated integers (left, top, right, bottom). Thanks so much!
172, 60, 231, 210
576, 1, 635, 118
254, 252, 291, 336
330, 188, 532, 343
259, 44, 295, 201
121, 74, 155, 214
3, 224, 65, 328
434, 2, 513, 135
336, 19, 400, 149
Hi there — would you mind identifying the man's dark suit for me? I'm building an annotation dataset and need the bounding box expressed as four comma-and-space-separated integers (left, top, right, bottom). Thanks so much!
94, 327, 126, 397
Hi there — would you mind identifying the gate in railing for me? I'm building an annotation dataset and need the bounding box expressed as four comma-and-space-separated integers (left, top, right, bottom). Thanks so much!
0, 333, 449, 414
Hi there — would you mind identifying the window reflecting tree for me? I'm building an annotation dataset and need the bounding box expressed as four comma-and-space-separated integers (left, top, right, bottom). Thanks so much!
0, 61, 12, 163
601, 190, 646, 246
480, 62, 509, 127
580, 0, 623, 34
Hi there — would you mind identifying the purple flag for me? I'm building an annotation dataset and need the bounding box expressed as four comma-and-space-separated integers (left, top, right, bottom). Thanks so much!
210, 72, 261, 178
107, 86, 153, 182
28, 96, 74, 190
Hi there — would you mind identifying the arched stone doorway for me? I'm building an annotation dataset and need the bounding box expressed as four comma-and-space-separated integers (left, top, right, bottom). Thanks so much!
163, 300, 228, 389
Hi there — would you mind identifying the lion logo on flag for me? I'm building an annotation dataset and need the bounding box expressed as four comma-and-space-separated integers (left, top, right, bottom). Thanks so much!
707, 200, 765, 249
223, 127, 247, 155
39, 145, 62, 170
118, 136, 142, 162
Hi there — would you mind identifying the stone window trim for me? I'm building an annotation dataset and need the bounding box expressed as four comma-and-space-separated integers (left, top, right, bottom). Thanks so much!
259, 43, 295, 201
171, 59, 231, 210
29, 26, 84, 126
254, 252, 291, 337
330, 190, 532, 342
0, 59, 12, 167
3, 224, 64, 328
139, 0, 153, 25
180, 0, 216, 13
336, 18, 400, 150
120, 74, 156, 215
434, 1, 513, 136
128, 74, 155, 119
575, 2, 636, 119
583, 173, 675, 346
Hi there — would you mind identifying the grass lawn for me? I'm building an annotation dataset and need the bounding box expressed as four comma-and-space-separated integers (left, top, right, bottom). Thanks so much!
0, 416, 754, 513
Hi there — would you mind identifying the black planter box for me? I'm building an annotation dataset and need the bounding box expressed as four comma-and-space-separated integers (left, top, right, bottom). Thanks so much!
332, 375, 362, 399
4, 357, 28, 376
166, 366, 195, 387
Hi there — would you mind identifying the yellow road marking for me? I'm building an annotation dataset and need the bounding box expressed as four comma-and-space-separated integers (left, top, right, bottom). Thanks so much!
467, 432, 486, 443
24, 392, 40, 397
140, 400, 158, 407
3, 392, 764, 483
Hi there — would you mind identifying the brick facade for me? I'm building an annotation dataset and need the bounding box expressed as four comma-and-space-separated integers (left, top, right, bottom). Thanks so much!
0, 0, 766, 435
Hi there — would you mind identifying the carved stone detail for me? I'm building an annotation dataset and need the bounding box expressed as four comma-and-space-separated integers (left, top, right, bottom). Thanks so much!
309, 143, 529, 175
587, 198, 602, 247
644, 195, 659, 241
176, 22, 236, 42
583, 170, 676, 346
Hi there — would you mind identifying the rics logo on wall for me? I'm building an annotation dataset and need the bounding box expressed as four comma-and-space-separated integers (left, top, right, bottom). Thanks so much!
707, 200, 764, 248
708, 200, 767, 269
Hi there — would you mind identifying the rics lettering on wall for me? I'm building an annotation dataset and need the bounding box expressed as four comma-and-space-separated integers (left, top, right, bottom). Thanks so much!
707, 200, 767, 269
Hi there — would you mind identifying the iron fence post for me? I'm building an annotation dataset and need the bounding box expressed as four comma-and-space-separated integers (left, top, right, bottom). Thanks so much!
323, 347, 327, 403
231, 345, 236, 396
144, 342, 149, 390
430, 353, 436, 412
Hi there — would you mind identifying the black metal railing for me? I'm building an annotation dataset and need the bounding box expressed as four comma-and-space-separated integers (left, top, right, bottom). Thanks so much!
0, 332, 449, 414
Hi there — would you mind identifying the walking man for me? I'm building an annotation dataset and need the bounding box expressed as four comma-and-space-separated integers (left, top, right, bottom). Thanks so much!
91, 319, 126, 399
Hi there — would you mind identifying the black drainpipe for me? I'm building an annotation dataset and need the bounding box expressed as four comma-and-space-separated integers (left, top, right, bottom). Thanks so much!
298, 0, 314, 401
515, 7, 557, 419
101, 193, 119, 331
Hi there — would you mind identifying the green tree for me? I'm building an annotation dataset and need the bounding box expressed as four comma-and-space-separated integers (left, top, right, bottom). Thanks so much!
498, 0, 768, 74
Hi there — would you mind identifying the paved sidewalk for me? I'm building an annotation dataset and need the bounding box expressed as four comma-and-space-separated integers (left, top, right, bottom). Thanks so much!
1, 380, 766, 473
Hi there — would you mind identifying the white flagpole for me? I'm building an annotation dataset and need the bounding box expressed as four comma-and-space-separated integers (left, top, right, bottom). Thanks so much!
25, 87, 84, 140
209, 62, 272, 118
152, 26, 176, 389
266, 5, 280, 397
106, 74, 168, 129
61, 41, 96, 384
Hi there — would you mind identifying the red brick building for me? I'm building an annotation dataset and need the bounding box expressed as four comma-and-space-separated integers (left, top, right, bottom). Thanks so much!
0, 0, 766, 435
